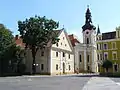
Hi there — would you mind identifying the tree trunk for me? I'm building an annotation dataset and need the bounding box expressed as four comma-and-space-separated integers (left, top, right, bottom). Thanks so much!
32, 46, 36, 75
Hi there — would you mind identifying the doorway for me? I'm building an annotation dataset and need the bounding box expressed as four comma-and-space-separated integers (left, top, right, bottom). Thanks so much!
63, 62, 65, 74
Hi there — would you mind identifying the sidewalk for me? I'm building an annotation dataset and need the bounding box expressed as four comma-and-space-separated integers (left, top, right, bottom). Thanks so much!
23, 73, 99, 78
82, 77, 120, 90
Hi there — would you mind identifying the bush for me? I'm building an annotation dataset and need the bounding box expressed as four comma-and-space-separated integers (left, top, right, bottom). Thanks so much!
100, 72, 120, 77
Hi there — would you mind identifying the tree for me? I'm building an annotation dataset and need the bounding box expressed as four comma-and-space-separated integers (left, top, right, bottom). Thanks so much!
0, 24, 25, 76
6, 45, 25, 74
0, 24, 14, 75
102, 60, 112, 72
18, 16, 59, 74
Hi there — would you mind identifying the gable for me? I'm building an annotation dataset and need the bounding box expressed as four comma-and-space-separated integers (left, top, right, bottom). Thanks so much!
52, 30, 73, 52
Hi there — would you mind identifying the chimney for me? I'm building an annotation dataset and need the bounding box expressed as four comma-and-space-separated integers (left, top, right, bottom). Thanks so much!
15, 35, 19, 40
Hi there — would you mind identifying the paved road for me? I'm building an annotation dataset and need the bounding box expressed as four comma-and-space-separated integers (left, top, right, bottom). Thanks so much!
0, 75, 91, 90
0, 75, 120, 90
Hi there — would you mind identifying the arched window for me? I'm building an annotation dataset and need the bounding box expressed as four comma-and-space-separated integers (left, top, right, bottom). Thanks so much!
86, 38, 89, 44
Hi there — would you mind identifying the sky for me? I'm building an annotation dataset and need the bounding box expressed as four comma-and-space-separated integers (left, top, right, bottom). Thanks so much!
0, 0, 120, 42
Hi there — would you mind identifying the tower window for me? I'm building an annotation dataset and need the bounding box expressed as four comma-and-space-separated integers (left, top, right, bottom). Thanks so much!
86, 31, 89, 34
86, 38, 89, 44
56, 43, 58, 47
69, 54, 70, 59
56, 52, 58, 57
87, 55, 89, 63
79, 55, 82, 62
63, 52, 65, 57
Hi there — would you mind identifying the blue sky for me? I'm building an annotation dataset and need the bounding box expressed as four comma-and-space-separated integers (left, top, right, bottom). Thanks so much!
0, 0, 120, 42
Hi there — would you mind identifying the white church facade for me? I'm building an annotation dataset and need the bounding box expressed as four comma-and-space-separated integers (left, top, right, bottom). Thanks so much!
74, 7, 98, 73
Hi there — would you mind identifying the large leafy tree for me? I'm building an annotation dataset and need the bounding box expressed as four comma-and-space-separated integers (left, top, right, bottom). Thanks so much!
102, 60, 112, 72
0, 24, 14, 75
18, 16, 59, 74
4, 45, 25, 74
0, 24, 25, 76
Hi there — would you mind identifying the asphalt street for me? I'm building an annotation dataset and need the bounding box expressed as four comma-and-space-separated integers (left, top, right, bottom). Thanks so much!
0, 75, 120, 90
0, 75, 90, 90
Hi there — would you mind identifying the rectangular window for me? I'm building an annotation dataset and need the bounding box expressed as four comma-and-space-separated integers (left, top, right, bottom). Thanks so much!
69, 54, 70, 59
56, 52, 58, 57
41, 51, 44, 56
112, 42, 116, 49
56, 64, 58, 70
79, 55, 82, 62
104, 44, 108, 50
112, 52, 117, 60
87, 55, 89, 63
104, 53, 108, 60
63, 52, 65, 57
69, 65, 71, 70
41, 64, 44, 70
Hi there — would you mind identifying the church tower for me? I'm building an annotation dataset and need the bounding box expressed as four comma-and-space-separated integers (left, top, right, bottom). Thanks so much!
82, 6, 98, 72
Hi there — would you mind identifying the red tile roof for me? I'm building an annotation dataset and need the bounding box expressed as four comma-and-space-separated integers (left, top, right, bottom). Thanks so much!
15, 35, 25, 48
68, 34, 80, 46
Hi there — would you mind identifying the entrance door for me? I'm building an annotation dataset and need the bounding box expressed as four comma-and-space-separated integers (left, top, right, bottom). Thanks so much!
63, 63, 65, 74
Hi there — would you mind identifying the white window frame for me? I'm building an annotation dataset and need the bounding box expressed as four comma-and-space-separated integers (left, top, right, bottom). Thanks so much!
112, 42, 116, 49
112, 51, 117, 60
103, 43, 108, 50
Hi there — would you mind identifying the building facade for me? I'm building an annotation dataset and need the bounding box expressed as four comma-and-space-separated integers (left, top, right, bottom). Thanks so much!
97, 26, 120, 73
74, 7, 98, 73
15, 29, 74, 75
